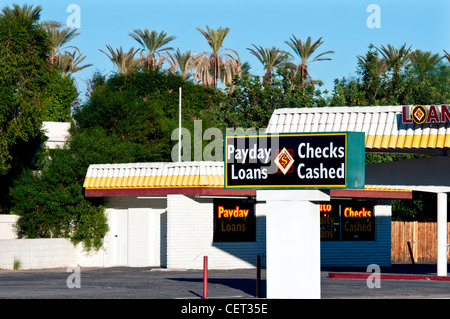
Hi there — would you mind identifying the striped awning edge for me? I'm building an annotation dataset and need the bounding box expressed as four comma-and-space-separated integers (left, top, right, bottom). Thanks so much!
83, 161, 224, 189
266, 105, 450, 150
83, 161, 412, 199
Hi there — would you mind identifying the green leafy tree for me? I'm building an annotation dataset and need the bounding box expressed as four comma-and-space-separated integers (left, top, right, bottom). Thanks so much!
392, 192, 441, 222
0, 4, 50, 176
330, 45, 449, 106
11, 70, 223, 249
355, 47, 388, 104
74, 78, 170, 162
11, 148, 108, 250
215, 71, 328, 131
41, 70, 78, 122
0, 4, 94, 249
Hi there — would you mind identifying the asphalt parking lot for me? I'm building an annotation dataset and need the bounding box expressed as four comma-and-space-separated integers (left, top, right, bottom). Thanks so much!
0, 267, 261, 299
1, 265, 449, 318
0, 264, 449, 300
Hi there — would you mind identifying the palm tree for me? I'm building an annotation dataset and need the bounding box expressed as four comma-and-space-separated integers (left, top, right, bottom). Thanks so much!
99, 45, 142, 74
357, 54, 387, 76
443, 49, 450, 63
355, 49, 389, 102
129, 29, 175, 71
42, 21, 80, 66
409, 50, 449, 90
284, 35, 334, 86
376, 43, 414, 94
240, 61, 251, 78
55, 50, 93, 102
247, 44, 289, 85
410, 50, 444, 79
195, 25, 241, 91
166, 48, 197, 80
56, 50, 92, 78
1, 3, 42, 22
376, 43, 413, 77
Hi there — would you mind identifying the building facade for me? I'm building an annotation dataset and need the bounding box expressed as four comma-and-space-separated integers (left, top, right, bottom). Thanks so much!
83, 161, 411, 269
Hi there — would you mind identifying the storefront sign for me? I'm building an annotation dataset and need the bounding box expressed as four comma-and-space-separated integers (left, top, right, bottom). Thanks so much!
224, 132, 365, 189
402, 105, 450, 124
213, 199, 256, 242
320, 200, 375, 241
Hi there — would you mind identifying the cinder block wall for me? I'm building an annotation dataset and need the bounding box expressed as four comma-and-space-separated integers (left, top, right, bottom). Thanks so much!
320, 203, 392, 267
166, 195, 266, 269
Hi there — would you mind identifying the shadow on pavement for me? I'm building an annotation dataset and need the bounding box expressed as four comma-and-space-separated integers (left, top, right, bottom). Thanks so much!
167, 277, 267, 298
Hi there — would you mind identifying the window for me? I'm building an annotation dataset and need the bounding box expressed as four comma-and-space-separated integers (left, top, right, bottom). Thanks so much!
321, 200, 375, 241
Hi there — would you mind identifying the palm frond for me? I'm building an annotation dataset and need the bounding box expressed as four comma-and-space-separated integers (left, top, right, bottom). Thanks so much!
99, 45, 142, 74
443, 49, 449, 63
1, 4, 42, 22
129, 29, 175, 71
284, 35, 334, 86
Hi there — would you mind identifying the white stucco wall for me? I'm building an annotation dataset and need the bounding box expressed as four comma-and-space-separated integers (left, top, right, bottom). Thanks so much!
0, 238, 77, 270
0, 215, 18, 239
42, 121, 71, 149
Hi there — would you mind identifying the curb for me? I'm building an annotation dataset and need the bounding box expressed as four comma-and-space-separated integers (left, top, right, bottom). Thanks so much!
328, 272, 450, 282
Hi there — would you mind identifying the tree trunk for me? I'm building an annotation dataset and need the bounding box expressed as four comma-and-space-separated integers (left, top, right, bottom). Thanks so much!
211, 55, 219, 89
296, 64, 308, 87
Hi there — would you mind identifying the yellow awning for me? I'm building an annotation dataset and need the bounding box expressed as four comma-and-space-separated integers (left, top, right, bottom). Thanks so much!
83, 161, 224, 189
266, 105, 450, 152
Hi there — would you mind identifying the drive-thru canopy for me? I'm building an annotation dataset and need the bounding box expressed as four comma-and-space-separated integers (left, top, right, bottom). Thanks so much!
266, 105, 450, 276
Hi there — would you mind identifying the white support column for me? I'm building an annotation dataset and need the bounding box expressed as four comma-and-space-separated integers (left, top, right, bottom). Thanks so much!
437, 192, 448, 276
257, 190, 330, 299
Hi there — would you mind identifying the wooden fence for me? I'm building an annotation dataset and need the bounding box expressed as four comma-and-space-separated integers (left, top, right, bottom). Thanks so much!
391, 221, 450, 263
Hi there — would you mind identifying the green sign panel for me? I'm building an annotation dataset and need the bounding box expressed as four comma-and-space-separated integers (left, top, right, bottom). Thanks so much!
224, 132, 365, 189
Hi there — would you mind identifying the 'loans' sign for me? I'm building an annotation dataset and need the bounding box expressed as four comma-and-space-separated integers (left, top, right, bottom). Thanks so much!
402, 105, 450, 124
225, 132, 365, 189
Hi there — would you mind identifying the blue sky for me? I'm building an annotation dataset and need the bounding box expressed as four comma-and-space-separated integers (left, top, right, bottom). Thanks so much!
5, 0, 450, 97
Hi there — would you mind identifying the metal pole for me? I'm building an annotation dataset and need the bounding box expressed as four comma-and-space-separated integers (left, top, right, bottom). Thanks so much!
437, 193, 447, 276
203, 256, 208, 299
256, 255, 261, 298
407, 241, 415, 266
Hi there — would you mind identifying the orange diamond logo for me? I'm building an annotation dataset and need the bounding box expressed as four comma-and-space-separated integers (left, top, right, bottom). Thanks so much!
412, 105, 427, 124
274, 148, 294, 175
